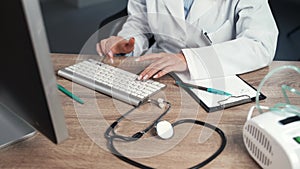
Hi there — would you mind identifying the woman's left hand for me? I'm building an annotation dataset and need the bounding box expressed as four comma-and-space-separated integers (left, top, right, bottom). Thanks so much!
136, 52, 187, 80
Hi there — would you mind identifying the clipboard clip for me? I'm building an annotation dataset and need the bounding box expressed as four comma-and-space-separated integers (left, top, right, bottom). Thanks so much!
217, 95, 252, 108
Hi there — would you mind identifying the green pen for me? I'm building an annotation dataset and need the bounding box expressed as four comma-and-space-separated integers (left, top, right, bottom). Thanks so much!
175, 81, 232, 96
57, 84, 84, 104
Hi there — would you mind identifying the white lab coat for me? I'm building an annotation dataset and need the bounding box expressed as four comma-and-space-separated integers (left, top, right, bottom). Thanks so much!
118, 0, 279, 80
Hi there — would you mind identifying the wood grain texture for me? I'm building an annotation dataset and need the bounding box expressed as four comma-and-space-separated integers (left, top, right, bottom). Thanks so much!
0, 53, 299, 169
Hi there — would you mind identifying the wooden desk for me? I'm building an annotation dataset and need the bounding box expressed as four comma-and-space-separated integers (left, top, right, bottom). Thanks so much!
0, 54, 299, 169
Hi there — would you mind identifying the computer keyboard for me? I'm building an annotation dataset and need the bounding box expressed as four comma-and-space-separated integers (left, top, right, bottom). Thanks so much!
57, 59, 166, 106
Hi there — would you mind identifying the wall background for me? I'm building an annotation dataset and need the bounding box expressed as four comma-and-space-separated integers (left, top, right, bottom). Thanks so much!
40, 0, 127, 54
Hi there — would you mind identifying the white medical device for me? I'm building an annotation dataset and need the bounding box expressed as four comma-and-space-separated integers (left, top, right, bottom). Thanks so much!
243, 107, 300, 169
243, 65, 300, 169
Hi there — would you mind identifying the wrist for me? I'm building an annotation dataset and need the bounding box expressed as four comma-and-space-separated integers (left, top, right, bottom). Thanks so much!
177, 52, 187, 63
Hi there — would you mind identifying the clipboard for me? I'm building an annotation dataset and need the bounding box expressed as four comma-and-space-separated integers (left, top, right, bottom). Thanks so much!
169, 72, 266, 112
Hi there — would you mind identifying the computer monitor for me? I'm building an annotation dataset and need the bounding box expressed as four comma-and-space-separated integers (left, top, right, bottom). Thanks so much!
0, 0, 68, 148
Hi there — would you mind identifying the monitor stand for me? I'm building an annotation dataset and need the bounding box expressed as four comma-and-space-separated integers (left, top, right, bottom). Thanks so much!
0, 104, 36, 149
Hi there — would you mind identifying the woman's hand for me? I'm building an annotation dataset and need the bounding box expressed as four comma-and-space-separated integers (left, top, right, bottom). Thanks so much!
136, 52, 187, 80
96, 36, 135, 59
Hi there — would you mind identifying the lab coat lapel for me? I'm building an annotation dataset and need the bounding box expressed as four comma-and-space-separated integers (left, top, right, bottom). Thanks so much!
161, 0, 186, 32
162, 0, 185, 19
187, 0, 217, 23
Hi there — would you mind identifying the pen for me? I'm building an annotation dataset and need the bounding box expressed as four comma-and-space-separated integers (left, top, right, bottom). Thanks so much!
203, 31, 212, 45
175, 81, 232, 96
57, 84, 84, 104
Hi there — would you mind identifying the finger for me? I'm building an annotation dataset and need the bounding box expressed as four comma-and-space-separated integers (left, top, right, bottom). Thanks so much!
139, 67, 159, 81
100, 39, 109, 56
138, 59, 170, 80
124, 37, 135, 52
137, 69, 148, 81
128, 37, 135, 46
96, 43, 103, 56
107, 50, 113, 58
138, 60, 162, 80
138, 65, 155, 80
105, 39, 113, 57
145, 60, 170, 78
100, 39, 115, 62
137, 54, 169, 80
112, 37, 135, 54
110, 40, 129, 54
153, 66, 173, 79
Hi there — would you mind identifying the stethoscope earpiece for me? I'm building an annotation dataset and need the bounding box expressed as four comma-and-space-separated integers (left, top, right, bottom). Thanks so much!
148, 98, 166, 109
157, 98, 165, 109
155, 120, 174, 139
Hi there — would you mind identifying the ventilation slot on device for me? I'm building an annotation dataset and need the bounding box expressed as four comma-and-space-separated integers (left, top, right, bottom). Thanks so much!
245, 124, 273, 167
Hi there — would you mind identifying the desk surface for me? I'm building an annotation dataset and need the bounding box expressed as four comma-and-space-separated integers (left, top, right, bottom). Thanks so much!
0, 54, 299, 169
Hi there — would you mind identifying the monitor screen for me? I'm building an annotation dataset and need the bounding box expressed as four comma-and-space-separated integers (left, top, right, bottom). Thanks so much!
0, 0, 68, 148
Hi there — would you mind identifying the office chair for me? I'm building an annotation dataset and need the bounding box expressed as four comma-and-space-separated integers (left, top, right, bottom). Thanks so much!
98, 5, 155, 48
287, 25, 300, 38
98, 7, 128, 43
98, 7, 128, 37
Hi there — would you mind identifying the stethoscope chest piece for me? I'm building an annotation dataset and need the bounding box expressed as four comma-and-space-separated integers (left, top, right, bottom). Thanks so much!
155, 120, 174, 139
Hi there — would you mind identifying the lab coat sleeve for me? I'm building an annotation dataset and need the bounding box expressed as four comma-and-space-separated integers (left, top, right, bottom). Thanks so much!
117, 0, 151, 56
182, 0, 279, 80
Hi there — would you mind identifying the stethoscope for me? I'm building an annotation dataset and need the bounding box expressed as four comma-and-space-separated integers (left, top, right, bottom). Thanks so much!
105, 98, 227, 169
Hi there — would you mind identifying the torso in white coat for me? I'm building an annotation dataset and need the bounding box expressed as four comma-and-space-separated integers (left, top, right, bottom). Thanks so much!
118, 0, 278, 80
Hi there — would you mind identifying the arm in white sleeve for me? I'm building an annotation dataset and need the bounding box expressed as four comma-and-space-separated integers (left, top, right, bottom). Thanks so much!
117, 0, 152, 56
183, 0, 279, 80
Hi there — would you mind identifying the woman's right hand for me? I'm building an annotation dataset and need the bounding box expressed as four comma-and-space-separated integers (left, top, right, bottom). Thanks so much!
96, 36, 135, 59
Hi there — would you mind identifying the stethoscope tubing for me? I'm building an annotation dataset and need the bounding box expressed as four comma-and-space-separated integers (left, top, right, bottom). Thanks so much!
104, 100, 227, 169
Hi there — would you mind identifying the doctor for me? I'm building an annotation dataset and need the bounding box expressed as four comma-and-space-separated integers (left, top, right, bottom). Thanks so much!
97, 0, 278, 80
